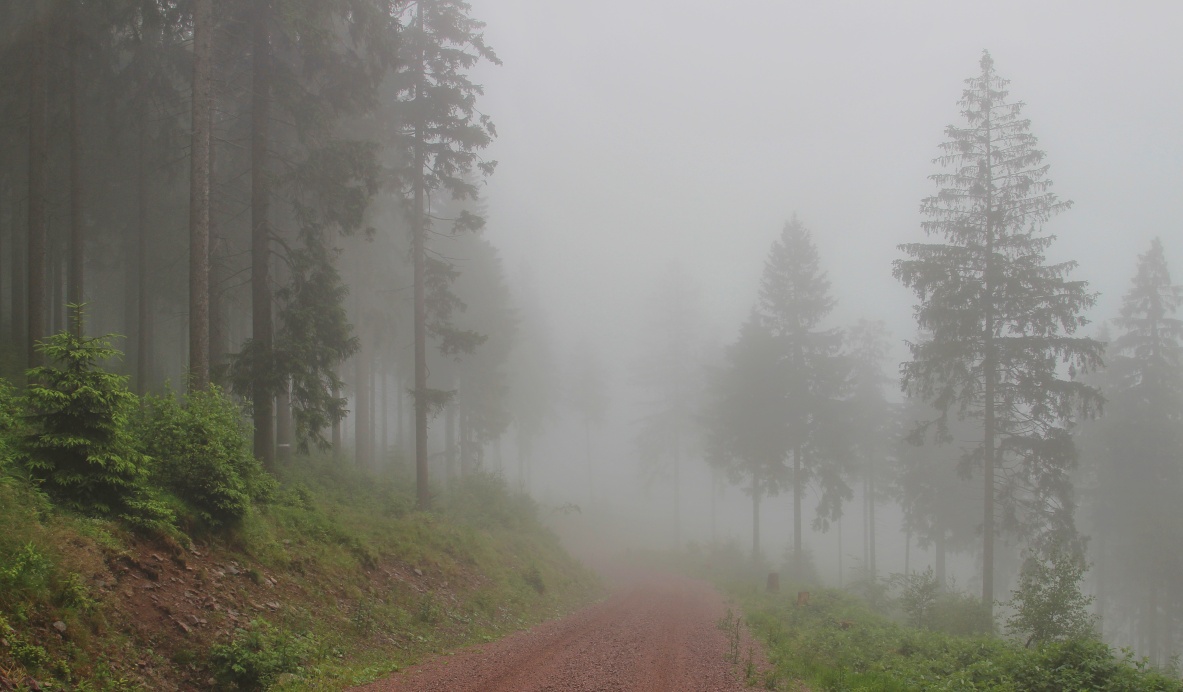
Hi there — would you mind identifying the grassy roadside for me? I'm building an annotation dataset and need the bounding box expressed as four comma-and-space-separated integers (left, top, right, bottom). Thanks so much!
730, 579, 1182, 691
0, 454, 600, 691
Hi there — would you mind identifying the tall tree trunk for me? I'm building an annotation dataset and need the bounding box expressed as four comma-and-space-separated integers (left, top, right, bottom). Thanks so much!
250, 0, 274, 467
445, 398, 457, 480
412, 20, 429, 508
355, 353, 371, 471
67, 13, 83, 327
188, 0, 212, 389
935, 527, 947, 592
26, 14, 48, 367
981, 79, 998, 617
751, 476, 761, 562
331, 374, 342, 459
380, 366, 388, 464
868, 472, 877, 579
275, 379, 292, 463
11, 184, 26, 356
672, 421, 681, 550
135, 120, 153, 393
793, 445, 803, 564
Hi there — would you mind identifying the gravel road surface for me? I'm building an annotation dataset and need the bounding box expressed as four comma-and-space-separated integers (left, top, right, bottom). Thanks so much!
350, 571, 765, 692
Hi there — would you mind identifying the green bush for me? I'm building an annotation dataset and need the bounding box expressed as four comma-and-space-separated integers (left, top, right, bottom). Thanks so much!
1005, 542, 1098, 647
210, 619, 310, 691
20, 312, 170, 528
138, 385, 273, 529
930, 589, 994, 636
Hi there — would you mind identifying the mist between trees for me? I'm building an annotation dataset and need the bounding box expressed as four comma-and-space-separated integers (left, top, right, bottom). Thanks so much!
0, 0, 1180, 670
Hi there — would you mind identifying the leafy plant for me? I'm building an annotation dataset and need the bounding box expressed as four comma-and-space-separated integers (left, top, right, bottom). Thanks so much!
1005, 542, 1098, 647
20, 309, 170, 528
210, 619, 310, 691
138, 385, 273, 528
894, 567, 939, 629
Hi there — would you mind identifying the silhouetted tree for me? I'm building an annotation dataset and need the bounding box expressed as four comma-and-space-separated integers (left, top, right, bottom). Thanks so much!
894, 50, 1103, 615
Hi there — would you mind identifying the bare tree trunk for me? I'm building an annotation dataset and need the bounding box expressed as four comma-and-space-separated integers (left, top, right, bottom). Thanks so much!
445, 398, 457, 481
135, 121, 153, 393
981, 78, 998, 617
935, 527, 947, 592
380, 365, 388, 465
751, 476, 761, 563
250, 0, 274, 467
276, 379, 292, 464
412, 12, 429, 508
67, 12, 84, 327
793, 445, 803, 565
331, 374, 342, 459
868, 472, 877, 579
188, 0, 212, 389
355, 353, 371, 471
26, 14, 48, 367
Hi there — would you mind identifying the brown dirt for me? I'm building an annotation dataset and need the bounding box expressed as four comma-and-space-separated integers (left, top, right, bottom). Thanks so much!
350, 569, 770, 692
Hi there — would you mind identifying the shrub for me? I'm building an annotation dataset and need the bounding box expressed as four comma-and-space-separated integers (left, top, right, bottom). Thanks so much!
893, 567, 939, 629
139, 385, 273, 529
210, 619, 310, 690
1005, 541, 1098, 646
20, 311, 169, 527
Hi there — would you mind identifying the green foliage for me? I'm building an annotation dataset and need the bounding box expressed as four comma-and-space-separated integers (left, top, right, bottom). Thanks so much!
19, 312, 170, 528
930, 590, 994, 637
1005, 543, 1098, 647
138, 385, 272, 529
0, 542, 53, 609
210, 619, 311, 691
738, 585, 1181, 691
441, 471, 537, 530
894, 567, 940, 629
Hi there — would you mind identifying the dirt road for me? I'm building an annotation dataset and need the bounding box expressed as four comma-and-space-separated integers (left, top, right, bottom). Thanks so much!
351, 571, 766, 692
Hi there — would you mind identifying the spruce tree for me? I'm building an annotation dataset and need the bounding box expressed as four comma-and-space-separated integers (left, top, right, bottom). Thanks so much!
894, 51, 1103, 613
757, 215, 849, 568
1083, 238, 1183, 662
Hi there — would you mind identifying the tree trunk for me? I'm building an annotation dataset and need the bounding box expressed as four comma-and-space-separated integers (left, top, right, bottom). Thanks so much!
981, 74, 998, 617
26, 14, 48, 367
276, 379, 292, 464
135, 121, 153, 393
412, 13, 429, 508
445, 398, 457, 480
250, 0, 274, 467
751, 476, 761, 562
331, 374, 342, 459
355, 353, 371, 471
380, 366, 388, 465
793, 445, 803, 564
868, 472, 877, 579
672, 421, 681, 550
935, 527, 947, 592
67, 12, 84, 327
188, 0, 212, 390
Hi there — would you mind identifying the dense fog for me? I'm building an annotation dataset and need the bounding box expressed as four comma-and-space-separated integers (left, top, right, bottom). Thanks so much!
2, 0, 1181, 667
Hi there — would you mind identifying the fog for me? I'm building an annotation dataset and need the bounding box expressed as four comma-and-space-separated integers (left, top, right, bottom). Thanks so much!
464, 0, 1182, 576
3, 0, 1182, 667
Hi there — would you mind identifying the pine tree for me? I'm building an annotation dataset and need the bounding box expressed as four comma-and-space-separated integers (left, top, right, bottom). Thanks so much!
706, 312, 787, 561
893, 51, 1103, 614
1082, 238, 1183, 662
846, 319, 893, 580
396, 0, 499, 509
756, 215, 849, 567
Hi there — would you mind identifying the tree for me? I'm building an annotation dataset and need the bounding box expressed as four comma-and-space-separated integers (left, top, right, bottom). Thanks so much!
1005, 541, 1098, 647
846, 319, 894, 580
757, 216, 849, 565
706, 312, 786, 560
188, 0, 213, 390
1079, 238, 1183, 663
396, 0, 499, 509
568, 345, 608, 505
894, 50, 1103, 615
633, 263, 704, 549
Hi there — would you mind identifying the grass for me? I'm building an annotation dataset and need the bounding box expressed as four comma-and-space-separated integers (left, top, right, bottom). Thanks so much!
0, 452, 600, 690
730, 580, 1183, 691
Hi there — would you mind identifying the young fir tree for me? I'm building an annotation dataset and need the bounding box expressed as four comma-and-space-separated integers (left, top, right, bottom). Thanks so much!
893, 51, 1103, 614
756, 215, 849, 569
1084, 238, 1183, 662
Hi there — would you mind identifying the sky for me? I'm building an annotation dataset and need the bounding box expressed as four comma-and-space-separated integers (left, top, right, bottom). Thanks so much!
458, 1, 1183, 568
470, 0, 1183, 371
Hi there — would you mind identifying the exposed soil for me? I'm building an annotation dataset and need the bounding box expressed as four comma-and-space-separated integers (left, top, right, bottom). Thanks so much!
351, 568, 770, 692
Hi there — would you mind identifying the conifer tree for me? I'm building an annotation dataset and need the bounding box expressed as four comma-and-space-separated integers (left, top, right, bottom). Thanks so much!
1082, 238, 1183, 662
757, 215, 849, 566
894, 51, 1103, 613
396, 0, 499, 509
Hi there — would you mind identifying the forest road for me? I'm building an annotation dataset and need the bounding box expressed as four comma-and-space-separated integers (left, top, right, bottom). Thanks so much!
348, 569, 766, 692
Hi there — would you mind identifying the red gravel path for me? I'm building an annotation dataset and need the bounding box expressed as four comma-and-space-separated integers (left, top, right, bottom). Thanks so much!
350, 571, 766, 692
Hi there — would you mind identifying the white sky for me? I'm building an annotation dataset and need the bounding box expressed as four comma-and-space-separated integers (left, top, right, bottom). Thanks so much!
470, 0, 1183, 374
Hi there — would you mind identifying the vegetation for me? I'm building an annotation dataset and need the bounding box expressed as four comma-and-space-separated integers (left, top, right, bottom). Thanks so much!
0, 327, 597, 690
733, 578, 1179, 691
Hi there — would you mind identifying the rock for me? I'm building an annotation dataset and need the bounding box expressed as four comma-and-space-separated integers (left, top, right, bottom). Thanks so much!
52, 621, 67, 633
413, 568, 423, 577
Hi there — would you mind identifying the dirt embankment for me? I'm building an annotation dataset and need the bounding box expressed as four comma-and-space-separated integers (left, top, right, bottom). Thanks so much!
352, 570, 770, 692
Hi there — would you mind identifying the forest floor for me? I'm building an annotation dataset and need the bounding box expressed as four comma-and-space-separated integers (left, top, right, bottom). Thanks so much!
349, 567, 773, 692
